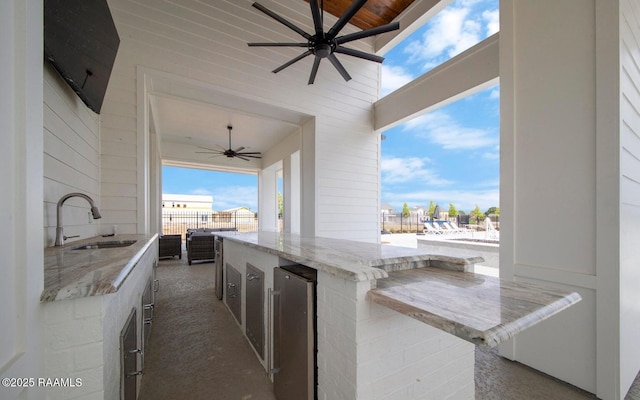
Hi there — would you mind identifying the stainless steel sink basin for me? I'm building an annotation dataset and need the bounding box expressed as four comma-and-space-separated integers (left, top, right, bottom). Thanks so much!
72, 240, 137, 250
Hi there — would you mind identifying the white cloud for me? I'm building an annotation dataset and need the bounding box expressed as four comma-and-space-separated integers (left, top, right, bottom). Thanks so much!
380, 65, 415, 96
483, 9, 500, 36
381, 156, 452, 186
488, 86, 500, 100
482, 145, 500, 160
404, 6, 480, 69
402, 2, 499, 73
402, 111, 497, 150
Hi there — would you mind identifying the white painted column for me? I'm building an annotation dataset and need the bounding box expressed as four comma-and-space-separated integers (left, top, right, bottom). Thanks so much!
259, 163, 279, 232
500, 1, 624, 398
282, 151, 301, 234
0, 1, 45, 399
300, 119, 316, 236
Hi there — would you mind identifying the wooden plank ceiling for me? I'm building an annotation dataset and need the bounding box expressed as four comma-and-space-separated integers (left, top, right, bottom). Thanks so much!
304, 0, 416, 30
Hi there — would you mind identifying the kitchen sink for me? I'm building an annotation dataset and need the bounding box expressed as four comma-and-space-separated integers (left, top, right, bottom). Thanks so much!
72, 240, 137, 250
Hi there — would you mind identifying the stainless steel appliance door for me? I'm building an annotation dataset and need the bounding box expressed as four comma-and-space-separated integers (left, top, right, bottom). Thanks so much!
274, 267, 314, 400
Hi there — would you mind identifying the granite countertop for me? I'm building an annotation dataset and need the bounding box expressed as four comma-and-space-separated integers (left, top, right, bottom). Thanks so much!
218, 232, 580, 347
367, 267, 582, 348
214, 231, 483, 282
42, 234, 158, 302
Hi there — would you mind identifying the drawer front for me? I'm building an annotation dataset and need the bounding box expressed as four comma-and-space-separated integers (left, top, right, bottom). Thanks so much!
225, 263, 242, 324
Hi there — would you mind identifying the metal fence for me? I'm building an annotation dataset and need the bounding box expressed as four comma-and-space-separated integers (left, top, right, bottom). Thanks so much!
162, 211, 259, 239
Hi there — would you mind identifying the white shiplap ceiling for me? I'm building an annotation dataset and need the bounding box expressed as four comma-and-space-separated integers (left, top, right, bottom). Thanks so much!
110, 0, 326, 170
107, 0, 417, 170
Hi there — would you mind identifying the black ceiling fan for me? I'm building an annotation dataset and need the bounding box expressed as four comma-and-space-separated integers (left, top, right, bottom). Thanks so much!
247, 0, 400, 84
196, 125, 262, 161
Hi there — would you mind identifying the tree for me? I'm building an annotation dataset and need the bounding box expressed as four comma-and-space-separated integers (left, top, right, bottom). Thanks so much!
428, 200, 435, 217
485, 206, 499, 216
485, 206, 500, 222
277, 192, 283, 218
448, 203, 459, 218
470, 204, 483, 223
402, 203, 411, 218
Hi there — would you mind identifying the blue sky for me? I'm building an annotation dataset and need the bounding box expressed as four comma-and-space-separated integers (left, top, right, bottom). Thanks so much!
162, 167, 258, 211
162, 0, 499, 214
380, 0, 499, 214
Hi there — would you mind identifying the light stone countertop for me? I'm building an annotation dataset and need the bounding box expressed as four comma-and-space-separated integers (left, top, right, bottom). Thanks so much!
42, 234, 158, 302
214, 231, 483, 282
367, 267, 582, 348
218, 231, 581, 347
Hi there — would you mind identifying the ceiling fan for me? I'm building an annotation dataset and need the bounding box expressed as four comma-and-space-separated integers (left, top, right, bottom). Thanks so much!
247, 0, 400, 84
196, 125, 262, 161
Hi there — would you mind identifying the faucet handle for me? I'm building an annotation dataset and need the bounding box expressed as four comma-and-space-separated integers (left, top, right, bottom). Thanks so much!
64, 235, 80, 240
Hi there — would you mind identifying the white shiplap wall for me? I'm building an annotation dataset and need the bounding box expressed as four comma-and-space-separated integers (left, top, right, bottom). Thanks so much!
619, 0, 640, 395
499, 0, 601, 395
103, 0, 381, 242
43, 64, 101, 246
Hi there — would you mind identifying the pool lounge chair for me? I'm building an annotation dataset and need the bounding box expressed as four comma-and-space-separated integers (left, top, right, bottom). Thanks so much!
449, 221, 470, 233
423, 222, 442, 234
443, 222, 463, 233
431, 222, 450, 234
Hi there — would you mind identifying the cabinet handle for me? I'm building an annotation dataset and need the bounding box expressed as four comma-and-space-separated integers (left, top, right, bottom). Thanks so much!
144, 318, 153, 325
153, 279, 160, 292
269, 289, 281, 379
144, 304, 154, 311
247, 273, 260, 281
227, 282, 237, 298
126, 349, 144, 377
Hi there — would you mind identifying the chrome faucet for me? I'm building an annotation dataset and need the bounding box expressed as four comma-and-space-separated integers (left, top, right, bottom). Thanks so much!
55, 192, 102, 246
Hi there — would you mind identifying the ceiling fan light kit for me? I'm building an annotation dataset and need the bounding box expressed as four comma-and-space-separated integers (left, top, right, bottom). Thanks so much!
248, 0, 399, 84
195, 125, 262, 161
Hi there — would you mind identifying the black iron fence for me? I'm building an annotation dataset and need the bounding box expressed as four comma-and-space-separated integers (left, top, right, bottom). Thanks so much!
381, 213, 499, 233
162, 211, 259, 239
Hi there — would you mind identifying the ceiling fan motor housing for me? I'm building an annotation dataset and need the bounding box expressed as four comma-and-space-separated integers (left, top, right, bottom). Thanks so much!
247, 0, 400, 84
313, 40, 334, 58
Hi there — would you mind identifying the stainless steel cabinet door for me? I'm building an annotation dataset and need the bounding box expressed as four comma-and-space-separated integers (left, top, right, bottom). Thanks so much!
246, 263, 264, 359
120, 308, 140, 400
274, 267, 314, 400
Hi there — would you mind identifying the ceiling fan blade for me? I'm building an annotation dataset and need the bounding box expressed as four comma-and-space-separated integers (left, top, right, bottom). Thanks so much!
248, 42, 308, 47
334, 46, 385, 63
237, 151, 262, 155
326, 0, 368, 39
236, 155, 251, 161
196, 146, 223, 152
309, 0, 323, 37
308, 55, 322, 85
252, 3, 311, 40
234, 146, 246, 152
273, 50, 312, 73
328, 54, 352, 82
336, 21, 400, 45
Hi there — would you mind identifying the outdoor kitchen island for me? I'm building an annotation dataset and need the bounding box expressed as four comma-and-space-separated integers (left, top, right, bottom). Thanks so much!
216, 231, 581, 400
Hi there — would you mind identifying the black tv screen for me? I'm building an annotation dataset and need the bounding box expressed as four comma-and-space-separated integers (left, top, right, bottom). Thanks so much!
44, 0, 120, 114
